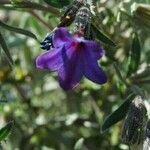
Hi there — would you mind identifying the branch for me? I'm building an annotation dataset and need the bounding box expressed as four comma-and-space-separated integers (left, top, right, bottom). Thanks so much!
28, 10, 53, 30
0, 0, 61, 17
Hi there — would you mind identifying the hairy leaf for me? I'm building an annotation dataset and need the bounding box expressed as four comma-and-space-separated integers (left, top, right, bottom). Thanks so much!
0, 21, 37, 39
74, 138, 84, 150
91, 24, 116, 47
0, 121, 14, 142
43, 0, 70, 8
0, 32, 13, 65
101, 93, 136, 132
127, 33, 141, 77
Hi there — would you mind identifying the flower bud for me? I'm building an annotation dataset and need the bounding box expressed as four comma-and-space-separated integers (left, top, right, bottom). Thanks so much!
122, 95, 147, 145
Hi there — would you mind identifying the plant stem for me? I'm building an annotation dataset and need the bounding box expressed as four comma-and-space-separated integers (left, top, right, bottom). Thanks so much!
113, 62, 129, 87
0, 0, 61, 16
28, 10, 53, 30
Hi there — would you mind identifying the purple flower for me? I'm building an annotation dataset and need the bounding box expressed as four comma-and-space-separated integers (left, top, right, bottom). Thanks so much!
36, 27, 107, 90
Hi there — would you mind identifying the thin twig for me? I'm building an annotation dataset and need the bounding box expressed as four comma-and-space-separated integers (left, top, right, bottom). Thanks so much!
0, 0, 61, 16
113, 62, 129, 87
28, 10, 53, 30
89, 97, 103, 124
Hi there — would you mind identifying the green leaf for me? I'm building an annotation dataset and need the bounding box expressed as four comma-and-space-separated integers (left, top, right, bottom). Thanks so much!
74, 138, 84, 150
0, 21, 37, 40
91, 24, 116, 47
101, 93, 136, 132
0, 95, 8, 103
0, 32, 13, 65
11, 0, 23, 3
113, 62, 127, 86
127, 33, 141, 77
43, 0, 71, 8
0, 121, 14, 142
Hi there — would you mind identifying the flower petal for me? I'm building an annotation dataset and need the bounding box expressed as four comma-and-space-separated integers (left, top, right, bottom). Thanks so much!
53, 27, 73, 48
84, 40, 104, 60
83, 47, 107, 84
84, 61, 107, 84
58, 46, 83, 90
36, 47, 63, 71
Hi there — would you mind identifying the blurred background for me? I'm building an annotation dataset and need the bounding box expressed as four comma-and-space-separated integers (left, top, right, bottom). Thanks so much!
0, 0, 150, 149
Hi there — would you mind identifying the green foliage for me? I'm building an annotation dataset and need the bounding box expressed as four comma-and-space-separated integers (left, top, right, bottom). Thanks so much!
0, 121, 13, 142
74, 138, 84, 150
0, 21, 37, 40
0, 32, 13, 65
127, 33, 141, 77
43, 0, 71, 8
102, 93, 136, 132
91, 24, 116, 47
0, 0, 150, 149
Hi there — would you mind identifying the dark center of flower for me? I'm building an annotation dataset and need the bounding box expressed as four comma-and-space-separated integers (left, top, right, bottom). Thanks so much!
71, 41, 84, 51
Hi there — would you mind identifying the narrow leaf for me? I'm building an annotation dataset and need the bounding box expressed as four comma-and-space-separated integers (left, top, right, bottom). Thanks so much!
0, 21, 37, 39
74, 138, 84, 150
113, 62, 128, 86
0, 96, 8, 103
127, 33, 141, 77
43, 0, 70, 8
91, 24, 116, 47
0, 32, 13, 65
101, 93, 136, 132
0, 121, 14, 142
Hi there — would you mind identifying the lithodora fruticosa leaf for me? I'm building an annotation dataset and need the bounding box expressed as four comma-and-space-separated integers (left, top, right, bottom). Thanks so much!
127, 33, 141, 77
91, 24, 116, 47
102, 93, 136, 132
74, 138, 84, 150
0, 32, 13, 65
0, 21, 37, 40
0, 121, 14, 142
43, 0, 71, 8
